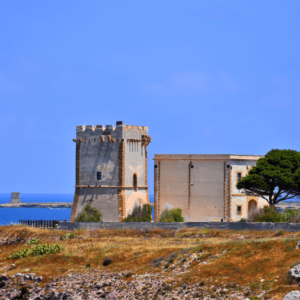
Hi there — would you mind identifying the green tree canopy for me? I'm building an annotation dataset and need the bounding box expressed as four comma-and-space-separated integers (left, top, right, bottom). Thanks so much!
236, 149, 300, 206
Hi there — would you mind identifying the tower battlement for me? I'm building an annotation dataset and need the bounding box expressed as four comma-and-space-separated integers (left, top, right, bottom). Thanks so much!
75, 121, 148, 139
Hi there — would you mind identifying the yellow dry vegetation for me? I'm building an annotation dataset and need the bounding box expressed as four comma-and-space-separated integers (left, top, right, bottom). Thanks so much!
1, 225, 300, 299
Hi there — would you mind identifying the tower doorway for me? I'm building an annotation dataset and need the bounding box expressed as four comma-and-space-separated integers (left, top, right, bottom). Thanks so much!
248, 199, 257, 218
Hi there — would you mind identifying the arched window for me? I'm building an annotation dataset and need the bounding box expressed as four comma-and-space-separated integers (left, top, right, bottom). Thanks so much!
133, 174, 137, 191
248, 199, 257, 218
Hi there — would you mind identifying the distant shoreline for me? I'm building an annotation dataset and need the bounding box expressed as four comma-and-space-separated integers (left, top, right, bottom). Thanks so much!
0, 203, 72, 208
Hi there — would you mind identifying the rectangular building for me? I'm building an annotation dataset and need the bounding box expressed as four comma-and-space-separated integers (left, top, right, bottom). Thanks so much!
153, 154, 268, 222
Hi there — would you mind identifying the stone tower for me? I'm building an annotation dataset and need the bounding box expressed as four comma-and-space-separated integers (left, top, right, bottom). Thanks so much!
11, 192, 21, 204
70, 121, 151, 222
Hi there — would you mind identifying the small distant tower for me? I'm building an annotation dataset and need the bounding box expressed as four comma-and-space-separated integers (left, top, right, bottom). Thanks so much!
70, 121, 151, 222
11, 192, 21, 204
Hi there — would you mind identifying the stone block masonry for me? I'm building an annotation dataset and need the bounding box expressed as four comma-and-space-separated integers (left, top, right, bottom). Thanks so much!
58, 221, 300, 232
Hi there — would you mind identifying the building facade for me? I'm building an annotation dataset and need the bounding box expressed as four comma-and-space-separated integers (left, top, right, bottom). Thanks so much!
70, 121, 151, 222
153, 154, 268, 222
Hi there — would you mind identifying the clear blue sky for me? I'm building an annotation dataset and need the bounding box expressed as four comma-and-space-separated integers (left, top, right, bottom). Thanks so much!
1, 1, 299, 194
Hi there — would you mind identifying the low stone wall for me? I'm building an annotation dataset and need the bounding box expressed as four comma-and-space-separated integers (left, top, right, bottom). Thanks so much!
58, 222, 300, 232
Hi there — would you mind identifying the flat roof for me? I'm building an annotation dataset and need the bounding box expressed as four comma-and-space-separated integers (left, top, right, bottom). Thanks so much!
153, 154, 264, 161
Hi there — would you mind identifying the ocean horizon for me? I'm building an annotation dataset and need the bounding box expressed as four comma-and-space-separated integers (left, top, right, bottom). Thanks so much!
0, 193, 154, 225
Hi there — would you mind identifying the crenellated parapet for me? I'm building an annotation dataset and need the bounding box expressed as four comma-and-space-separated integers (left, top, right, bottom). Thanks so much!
124, 125, 148, 133
74, 121, 150, 144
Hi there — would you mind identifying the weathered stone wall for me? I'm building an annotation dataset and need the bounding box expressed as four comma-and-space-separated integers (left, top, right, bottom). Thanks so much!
123, 126, 149, 216
75, 188, 119, 222
156, 160, 226, 222
58, 221, 300, 232
76, 125, 121, 187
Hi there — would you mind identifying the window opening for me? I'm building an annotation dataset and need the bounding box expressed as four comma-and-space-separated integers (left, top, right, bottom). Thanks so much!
237, 172, 242, 182
97, 172, 102, 180
237, 205, 242, 215
133, 174, 137, 191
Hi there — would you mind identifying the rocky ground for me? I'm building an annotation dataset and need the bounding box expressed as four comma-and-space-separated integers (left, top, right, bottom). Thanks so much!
0, 248, 282, 300
0, 269, 253, 300
2, 226, 300, 299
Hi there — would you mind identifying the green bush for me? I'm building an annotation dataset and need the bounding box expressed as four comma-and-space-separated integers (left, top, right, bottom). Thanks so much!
238, 218, 247, 222
252, 206, 300, 223
159, 208, 184, 222
7, 244, 64, 259
252, 206, 282, 222
282, 208, 300, 222
275, 230, 284, 236
76, 204, 103, 222
28, 238, 40, 245
61, 232, 77, 240
122, 204, 152, 222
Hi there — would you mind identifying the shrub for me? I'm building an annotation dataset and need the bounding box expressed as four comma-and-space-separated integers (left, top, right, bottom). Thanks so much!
122, 204, 152, 222
61, 232, 77, 240
252, 206, 282, 223
103, 258, 113, 266
76, 204, 103, 222
290, 214, 300, 223
250, 206, 300, 223
159, 208, 184, 222
282, 208, 300, 222
28, 238, 40, 245
238, 218, 247, 222
7, 244, 64, 259
275, 230, 284, 236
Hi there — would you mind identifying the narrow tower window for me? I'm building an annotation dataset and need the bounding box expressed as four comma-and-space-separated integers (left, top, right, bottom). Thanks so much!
97, 172, 102, 180
237, 205, 242, 215
133, 174, 137, 191
237, 172, 242, 182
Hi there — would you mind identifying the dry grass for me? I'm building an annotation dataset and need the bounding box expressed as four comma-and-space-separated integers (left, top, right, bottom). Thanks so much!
1, 225, 300, 298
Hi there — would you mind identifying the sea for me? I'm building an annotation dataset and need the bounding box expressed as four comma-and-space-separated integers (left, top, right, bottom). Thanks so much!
0, 194, 155, 226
